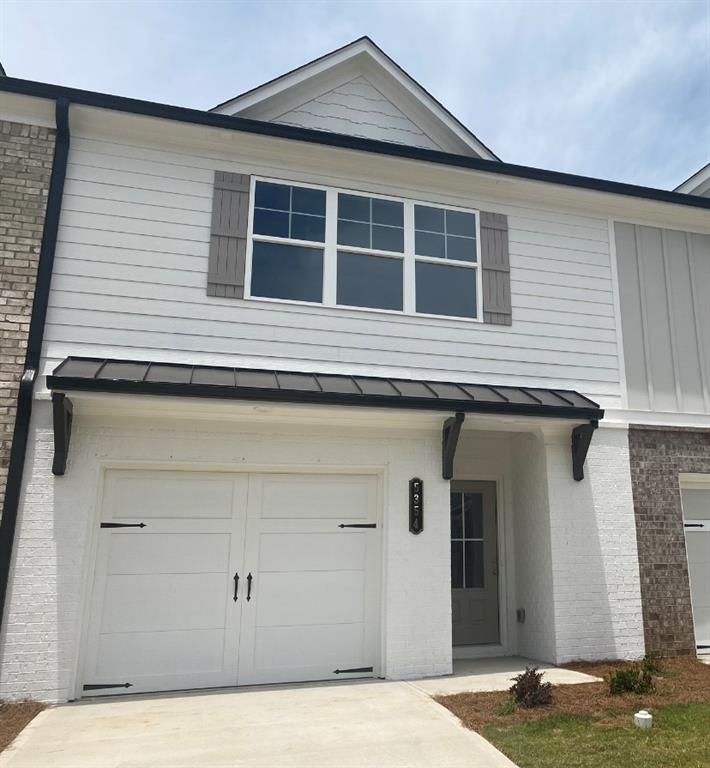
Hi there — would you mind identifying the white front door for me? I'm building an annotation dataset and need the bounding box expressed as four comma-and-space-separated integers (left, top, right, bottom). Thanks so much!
83, 470, 379, 696
450, 481, 499, 646
682, 485, 710, 653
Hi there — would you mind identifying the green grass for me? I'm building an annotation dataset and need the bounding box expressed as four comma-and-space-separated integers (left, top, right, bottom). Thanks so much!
483, 704, 710, 768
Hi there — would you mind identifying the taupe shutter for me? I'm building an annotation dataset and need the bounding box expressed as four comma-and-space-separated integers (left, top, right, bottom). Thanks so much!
480, 211, 511, 325
207, 172, 250, 298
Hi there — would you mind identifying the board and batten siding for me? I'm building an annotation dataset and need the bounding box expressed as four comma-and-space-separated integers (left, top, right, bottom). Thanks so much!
42, 134, 622, 406
615, 222, 710, 414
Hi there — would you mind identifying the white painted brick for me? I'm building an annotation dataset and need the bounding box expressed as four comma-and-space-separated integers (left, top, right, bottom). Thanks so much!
0, 405, 645, 703
0, 403, 452, 701
545, 426, 645, 663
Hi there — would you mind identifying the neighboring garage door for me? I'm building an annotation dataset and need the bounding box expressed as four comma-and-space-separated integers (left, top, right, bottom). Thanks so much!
82, 470, 380, 696
682, 485, 710, 655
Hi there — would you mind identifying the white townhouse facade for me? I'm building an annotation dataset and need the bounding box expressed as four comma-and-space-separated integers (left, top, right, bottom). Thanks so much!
0, 38, 708, 702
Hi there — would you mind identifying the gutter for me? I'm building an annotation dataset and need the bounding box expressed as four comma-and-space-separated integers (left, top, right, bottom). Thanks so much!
2, 76, 710, 211
0, 98, 70, 634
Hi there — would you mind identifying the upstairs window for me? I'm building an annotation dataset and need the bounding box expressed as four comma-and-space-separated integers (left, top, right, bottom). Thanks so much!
247, 178, 482, 321
250, 181, 326, 303
414, 205, 478, 319
336, 193, 404, 312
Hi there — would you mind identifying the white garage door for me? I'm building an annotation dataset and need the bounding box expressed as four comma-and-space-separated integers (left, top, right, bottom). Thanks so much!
683, 485, 710, 654
83, 470, 380, 696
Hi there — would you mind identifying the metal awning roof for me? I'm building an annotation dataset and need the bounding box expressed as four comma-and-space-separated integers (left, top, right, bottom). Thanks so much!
47, 357, 604, 421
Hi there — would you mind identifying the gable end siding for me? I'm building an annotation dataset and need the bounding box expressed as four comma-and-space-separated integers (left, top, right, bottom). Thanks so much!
273, 77, 443, 150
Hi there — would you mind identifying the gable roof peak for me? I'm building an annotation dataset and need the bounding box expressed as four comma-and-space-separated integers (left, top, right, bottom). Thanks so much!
211, 37, 499, 160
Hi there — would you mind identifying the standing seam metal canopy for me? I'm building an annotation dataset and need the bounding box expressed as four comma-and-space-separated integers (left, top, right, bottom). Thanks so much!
47, 357, 604, 421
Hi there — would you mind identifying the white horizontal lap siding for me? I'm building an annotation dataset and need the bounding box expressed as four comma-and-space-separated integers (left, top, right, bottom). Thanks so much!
45, 135, 621, 403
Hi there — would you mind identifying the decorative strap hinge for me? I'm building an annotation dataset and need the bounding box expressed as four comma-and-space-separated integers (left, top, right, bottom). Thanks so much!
83, 683, 133, 691
100, 522, 147, 529
333, 666, 373, 674
338, 523, 376, 528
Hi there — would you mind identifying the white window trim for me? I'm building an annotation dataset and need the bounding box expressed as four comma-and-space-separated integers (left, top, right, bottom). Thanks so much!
245, 176, 484, 323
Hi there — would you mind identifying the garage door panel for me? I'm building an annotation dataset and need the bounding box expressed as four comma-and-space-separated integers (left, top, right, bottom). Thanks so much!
258, 532, 366, 572
259, 475, 376, 520
683, 487, 710, 650
101, 573, 228, 633
95, 628, 227, 678
107, 471, 234, 519
254, 571, 365, 626
85, 470, 378, 695
689, 562, 710, 600
682, 489, 710, 520
694, 606, 710, 644
107, 533, 231, 575
254, 624, 365, 669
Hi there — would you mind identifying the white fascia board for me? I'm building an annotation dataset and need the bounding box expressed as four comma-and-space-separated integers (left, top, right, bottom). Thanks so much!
210, 40, 374, 115
674, 162, 710, 194
211, 38, 499, 161
605, 408, 710, 430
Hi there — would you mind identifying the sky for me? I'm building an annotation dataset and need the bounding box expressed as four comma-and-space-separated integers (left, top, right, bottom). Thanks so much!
1, 0, 708, 190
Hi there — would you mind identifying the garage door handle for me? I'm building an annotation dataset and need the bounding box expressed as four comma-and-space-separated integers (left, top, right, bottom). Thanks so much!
233, 572, 239, 602
246, 572, 253, 601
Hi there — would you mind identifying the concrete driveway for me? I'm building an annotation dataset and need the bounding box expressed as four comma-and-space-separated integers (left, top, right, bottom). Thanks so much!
0, 679, 516, 768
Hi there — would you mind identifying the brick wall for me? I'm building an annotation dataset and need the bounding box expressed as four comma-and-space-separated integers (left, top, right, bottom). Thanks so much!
0, 120, 55, 514
629, 426, 710, 656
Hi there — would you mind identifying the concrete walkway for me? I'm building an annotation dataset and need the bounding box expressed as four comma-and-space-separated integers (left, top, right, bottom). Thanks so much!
1, 679, 517, 768
411, 656, 601, 695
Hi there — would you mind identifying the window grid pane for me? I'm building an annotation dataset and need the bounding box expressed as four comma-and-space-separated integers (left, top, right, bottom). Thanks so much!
451, 492, 485, 589
337, 193, 404, 254
451, 541, 464, 590
254, 181, 326, 243
336, 251, 403, 311
250, 241, 323, 303
414, 204, 477, 263
415, 261, 477, 319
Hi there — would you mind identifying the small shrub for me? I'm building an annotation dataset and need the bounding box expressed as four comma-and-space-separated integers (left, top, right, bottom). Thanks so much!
509, 666, 553, 708
493, 699, 518, 716
608, 664, 655, 695
642, 655, 662, 676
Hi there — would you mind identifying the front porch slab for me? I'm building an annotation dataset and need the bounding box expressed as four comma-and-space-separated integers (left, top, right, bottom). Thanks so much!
409, 656, 601, 695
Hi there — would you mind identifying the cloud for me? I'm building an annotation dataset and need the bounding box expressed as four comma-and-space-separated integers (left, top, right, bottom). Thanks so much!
2, 0, 707, 188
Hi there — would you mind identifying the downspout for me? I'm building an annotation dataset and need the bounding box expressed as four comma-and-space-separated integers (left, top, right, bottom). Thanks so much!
0, 98, 70, 633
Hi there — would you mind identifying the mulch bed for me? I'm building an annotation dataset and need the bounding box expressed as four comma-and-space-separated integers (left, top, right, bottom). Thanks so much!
0, 701, 46, 753
437, 657, 710, 730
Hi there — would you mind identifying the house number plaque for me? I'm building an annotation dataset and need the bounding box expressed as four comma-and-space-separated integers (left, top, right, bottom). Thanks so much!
409, 478, 423, 534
